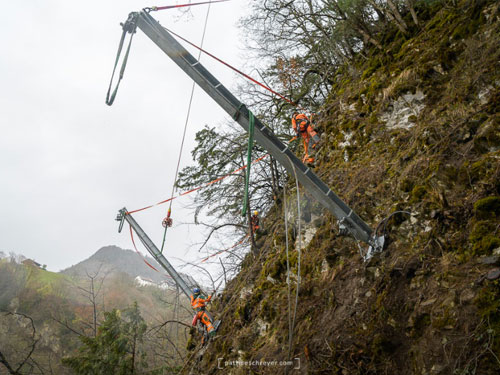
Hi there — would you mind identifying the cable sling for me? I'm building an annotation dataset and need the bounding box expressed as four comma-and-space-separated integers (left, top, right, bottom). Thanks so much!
105, 15, 137, 106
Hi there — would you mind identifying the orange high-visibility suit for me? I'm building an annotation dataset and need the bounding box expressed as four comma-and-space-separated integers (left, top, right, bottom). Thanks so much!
291, 113, 320, 163
190, 293, 215, 335
250, 213, 260, 233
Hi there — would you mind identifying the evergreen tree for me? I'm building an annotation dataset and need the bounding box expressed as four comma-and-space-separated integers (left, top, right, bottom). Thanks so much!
62, 303, 147, 375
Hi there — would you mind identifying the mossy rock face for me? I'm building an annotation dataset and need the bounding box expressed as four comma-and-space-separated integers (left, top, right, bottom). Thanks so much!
473, 120, 500, 153
469, 220, 500, 256
400, 178, 414, 193
410, 185, 427, 203
193, 1, 500, 373
474, 196, 500, 218
412, 313, 431, 338
475, 282, 500, 366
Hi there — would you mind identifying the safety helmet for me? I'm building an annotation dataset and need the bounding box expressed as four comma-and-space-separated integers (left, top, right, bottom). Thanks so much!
193, 288, 200, 295
254, 211, 258, 215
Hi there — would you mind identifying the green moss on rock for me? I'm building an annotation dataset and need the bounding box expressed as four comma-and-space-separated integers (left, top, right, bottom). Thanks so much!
474, 196, 500, 218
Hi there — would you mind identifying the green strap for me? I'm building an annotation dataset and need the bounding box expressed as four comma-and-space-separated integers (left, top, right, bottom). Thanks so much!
241, 110, 255, 216
160, 225, 168, 254
105, 25, 136, 106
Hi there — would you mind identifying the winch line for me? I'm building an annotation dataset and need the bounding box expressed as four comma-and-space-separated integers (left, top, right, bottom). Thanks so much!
162, 26, 307, 112
127, 154, 269, 215
160, 0, 213, 253
146, 0, 229, 12
199, 234, 250, 263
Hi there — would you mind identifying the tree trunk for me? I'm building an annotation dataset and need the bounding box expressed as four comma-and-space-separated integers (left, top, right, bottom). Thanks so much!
356, 25, 383, 50
405, 0, 419, 26
91, 278, 97, 338
387, 0, 408, 33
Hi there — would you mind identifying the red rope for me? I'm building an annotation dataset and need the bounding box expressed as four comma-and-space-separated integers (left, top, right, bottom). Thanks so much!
127, 154, 269, 214
151, 0, 229, 11
199, 234, 250, 263
129, 224, 172, 278
163, 26, 306, 110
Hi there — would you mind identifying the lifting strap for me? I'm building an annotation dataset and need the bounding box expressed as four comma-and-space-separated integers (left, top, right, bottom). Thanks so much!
105, 15, 137, 106
241, 110, 254, 216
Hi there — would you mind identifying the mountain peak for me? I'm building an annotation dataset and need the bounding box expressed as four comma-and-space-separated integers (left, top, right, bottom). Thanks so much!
61, 246, 169, 284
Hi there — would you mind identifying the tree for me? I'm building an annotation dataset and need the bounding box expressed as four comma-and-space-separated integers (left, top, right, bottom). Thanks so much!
0, 312, 41, 375
0, 262, 27, 310
239, 0, 426, 109
177, 122, 285, 256
62, 303, 147, 375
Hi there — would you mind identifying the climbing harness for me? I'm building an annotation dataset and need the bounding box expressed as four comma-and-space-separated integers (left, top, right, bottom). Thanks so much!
241, 110, 255, 216
105, 13, 137, 106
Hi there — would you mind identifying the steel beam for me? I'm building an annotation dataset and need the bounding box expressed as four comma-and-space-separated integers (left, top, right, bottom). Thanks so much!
126, 11, 379, 249
117, 208, 192, 298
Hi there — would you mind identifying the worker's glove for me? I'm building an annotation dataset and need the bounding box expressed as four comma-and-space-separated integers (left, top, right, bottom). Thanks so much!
289, 136, 297, 143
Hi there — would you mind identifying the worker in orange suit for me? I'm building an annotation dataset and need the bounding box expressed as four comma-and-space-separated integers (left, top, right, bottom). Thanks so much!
190, 288, 216, 337
250, 211, 260, 233
290, 112, 320, 163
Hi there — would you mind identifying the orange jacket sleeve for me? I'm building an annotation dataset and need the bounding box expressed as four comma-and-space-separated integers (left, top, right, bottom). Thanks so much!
291, 116, 297, 132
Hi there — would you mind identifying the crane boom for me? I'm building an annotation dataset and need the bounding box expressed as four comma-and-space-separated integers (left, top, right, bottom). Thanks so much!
115, 10, 384, 261
116, 208, 193, 298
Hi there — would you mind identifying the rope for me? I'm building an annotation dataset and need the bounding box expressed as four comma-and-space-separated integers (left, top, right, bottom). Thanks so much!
241, 110, 255, 216
160, 0, 213, 253
376, 210, 412, 237
105, 17, 136, 106
199, 234, 249, 263
162, 26, 307, 111
283, 178, 293, 361
127, 154, 269, 215
146, 0, 229, 12
286, 155, 301, 360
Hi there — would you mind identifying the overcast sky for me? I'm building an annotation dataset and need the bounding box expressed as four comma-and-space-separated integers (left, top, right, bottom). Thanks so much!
0, 0, 251, 272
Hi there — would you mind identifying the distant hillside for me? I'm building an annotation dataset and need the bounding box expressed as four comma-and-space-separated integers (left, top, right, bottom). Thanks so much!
0, 250, 192, 374
61, 245, 198, 288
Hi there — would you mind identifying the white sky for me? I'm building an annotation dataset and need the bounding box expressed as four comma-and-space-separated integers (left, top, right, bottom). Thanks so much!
0, 0, 251, 272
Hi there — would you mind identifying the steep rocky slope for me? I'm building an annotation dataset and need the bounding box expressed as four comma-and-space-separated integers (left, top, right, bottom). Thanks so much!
187, 2, 500, 374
